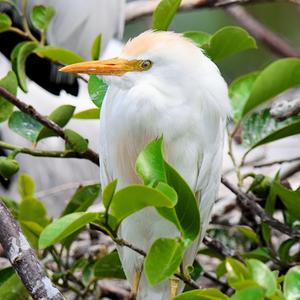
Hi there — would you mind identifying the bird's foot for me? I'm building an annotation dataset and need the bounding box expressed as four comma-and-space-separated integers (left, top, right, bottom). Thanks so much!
131, 270, 142, 299
170, 277, 180, 298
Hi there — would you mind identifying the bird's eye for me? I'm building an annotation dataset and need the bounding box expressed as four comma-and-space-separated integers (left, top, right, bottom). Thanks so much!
140, 60, 153, 70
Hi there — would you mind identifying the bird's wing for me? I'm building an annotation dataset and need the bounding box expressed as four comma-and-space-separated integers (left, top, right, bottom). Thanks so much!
25, 0, 125, 59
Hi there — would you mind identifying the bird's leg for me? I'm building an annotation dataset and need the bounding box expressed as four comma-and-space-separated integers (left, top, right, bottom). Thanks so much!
170, 276, 180, 298
131, 270, 142, 299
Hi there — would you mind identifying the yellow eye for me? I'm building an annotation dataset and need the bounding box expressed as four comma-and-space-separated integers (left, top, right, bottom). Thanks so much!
140, 60, 153, 70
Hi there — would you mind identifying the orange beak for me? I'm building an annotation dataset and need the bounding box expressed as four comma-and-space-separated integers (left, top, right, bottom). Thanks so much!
59, 58, 140, 76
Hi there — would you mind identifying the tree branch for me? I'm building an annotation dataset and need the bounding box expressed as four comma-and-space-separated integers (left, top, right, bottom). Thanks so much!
225, 5, 300, 58
0, 87, 99, 166
221, 176, 300, 238
125, 0, 273, 22
0, 201, 65, 300
0, 140, 85, 159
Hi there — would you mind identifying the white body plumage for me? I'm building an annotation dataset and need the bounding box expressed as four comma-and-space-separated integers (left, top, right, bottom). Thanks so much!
98, 31, 230, 299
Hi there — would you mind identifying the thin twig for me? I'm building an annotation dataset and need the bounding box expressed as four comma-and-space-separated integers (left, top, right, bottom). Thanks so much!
254, 156, 300, 168
221, 176, 300, 239
0, 201, 65, 300
0, 87, 99, 166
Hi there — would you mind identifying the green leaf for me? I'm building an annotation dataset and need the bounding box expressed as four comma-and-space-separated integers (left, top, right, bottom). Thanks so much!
18, 173, 35, 199
272, 182, 300, 220
88, 75, 107, 108
204, 26, 256, 61
0, 71, 18, 123
278, 239, 296, 263
136, 138, 200, 241
11, 41, 38, 92
93, 251, 126, 279
8, 111, 42, 142
144, 237, 185, 285
173, 288, 229, 300
102, 179, 118, 209
34, 46, 84, 64
39, 212, 98, 248
241, 247, 271, 262
64, 129, 88, 153
225, 257, 249, 283
30, 5, 55, 32
37, 105, 75, 141
230, 287, 265, 300
136, 137, 167, 186
62, 184, 100, 216
165, 162, 200, 241
0, 196, 19, 218
109, 185, 177, 224
0, 157, 19, 179
242, 58, 300, 117
152, 0, 182, 31
91, 34, 102, 60
284, 265, 300, 300
236, 226, 259, 244
183, 31, 211, 48
19, 196, 49, 227
229, 72, 259, 122
247, 259, 277, 297
0, 268, 28, 300
0, 13, 12, 33
242, 110, 300, 152
20, 220, 44, 249
73, 108, 100, 119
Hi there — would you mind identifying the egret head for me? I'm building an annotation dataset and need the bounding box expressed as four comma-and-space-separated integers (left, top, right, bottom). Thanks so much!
60, 31, 216, 89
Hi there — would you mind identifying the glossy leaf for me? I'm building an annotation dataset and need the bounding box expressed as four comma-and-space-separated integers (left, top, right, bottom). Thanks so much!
144, 237, 185, 285
0, 157, 19, 179
19, 196, 49, 227
0, 71, 18, 123
93, 251, 126, 279
136, 137, 167, 186
152, 0, 181, 31
272, 182, 300, 220
34, 46, 84, 64
165, 162, 200, 241
18, 173, 35, 199
102, 179, 118, 209
0, 13, 11, 33
242, 58, 300, 117
8, 111, 42, 143
62, 184, 100, 216
241, 247, 271, 262
109, 185, 177, 224
11, 41, 38, 92
205, 26, 256, 61
173, 288, 229, 300
226, 257, 249, 284
30, 5, 55, 32
183, 31, 211, 48
242, 110, 300, 153
278, 239, 296, 263
73, 108, 100, 119
88, 75, 107, 108
64, 129, 88, 153
91, 33, 101, 60
230, 287, 265, 300
247, 259, 277, 297
20, 220, 44, 249
284, 266, 300, 300
39, 212, 98, 248
229, 72, 259, 122
37, 105, 75, 141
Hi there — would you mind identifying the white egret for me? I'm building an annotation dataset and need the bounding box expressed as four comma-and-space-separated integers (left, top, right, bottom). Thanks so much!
60, 30, 231, 299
